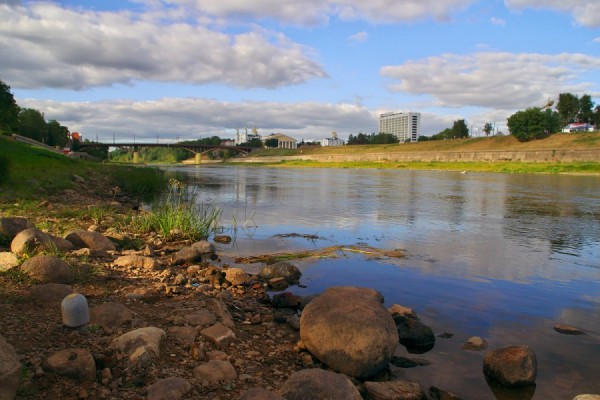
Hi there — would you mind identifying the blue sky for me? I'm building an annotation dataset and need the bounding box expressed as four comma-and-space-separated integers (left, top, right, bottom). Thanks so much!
1, 0, 599, 142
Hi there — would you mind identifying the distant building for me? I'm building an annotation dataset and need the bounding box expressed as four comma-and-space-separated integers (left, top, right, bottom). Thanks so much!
321, 131, 344, 147
379, 112, 421, 142
562, 123, 595, 133
263, 133, 298, 149
235, 128, 261, 145
221, 139, 235, 147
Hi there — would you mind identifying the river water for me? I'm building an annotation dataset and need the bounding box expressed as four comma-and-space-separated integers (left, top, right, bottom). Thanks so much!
169, 165, 600, 399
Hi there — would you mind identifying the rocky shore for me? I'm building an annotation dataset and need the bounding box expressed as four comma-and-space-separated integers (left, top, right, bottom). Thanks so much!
0, 183, 597, 400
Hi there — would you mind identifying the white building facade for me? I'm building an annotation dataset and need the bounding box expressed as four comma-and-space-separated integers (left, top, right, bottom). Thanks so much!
321, 131, 344, 146
378, 112, 421, 142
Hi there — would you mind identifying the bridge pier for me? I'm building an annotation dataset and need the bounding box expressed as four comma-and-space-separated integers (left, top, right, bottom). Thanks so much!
133, 151, 140, 164
195, 153, 202, 165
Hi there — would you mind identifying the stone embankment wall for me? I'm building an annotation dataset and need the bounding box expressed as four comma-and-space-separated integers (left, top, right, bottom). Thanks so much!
233, 149, 600, 163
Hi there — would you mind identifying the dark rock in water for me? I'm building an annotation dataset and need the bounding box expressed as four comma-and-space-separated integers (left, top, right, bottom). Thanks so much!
259, 262, 302, 283
390, 355, 431, 368
300, 286, 398, 379
268, 277, 290, 291
461, 336, 488, 351
213, 235, 232, 244
279, 368, 362, 400
429, 386, 464, 400
271, 292, 301, 309
388, 304, 435, 353
483, 345, 537, 387
363, 380, 425, 400
438, 331, 454, 339
554, 324, 585, 335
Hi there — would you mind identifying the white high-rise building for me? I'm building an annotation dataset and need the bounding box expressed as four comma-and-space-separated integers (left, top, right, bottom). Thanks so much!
378, 112, 421, 142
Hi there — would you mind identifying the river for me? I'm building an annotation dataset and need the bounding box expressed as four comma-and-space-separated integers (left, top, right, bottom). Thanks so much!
167, 165, 600, 399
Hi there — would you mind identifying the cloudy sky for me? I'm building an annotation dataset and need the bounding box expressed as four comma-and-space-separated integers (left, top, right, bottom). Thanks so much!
2, 0, 599, 142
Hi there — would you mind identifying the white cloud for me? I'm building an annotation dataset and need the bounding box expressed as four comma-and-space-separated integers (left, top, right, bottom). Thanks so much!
348, 31, 368, 44
18, 97, 377, 141
504, 0, 600, 27
162, 0, 477, 25
593, 37, 600, 43
490, 16, 506, 26
0, 3, 326, 89
380, 52, 600, 110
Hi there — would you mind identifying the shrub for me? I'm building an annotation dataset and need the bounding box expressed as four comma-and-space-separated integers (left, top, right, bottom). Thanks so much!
0, 154, 10, 185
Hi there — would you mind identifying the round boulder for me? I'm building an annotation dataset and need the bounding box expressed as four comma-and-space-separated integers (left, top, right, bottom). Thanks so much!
64, 229, 116, 252
483, 345, 537, 387
21, 254, 74, 283
279, 368, 361, 400
43, 348, 96, 382
258, 262, 301, 283
0, 217, 35, 239
300, 286, 398, 379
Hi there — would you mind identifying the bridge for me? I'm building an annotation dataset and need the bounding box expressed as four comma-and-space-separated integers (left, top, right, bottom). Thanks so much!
79, 141, 256, 164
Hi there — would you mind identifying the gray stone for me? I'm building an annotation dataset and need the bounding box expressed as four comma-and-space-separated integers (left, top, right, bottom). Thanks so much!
483, 345, 537, 387
0, 252, 18, 272
180, 309, 217, 327
193, 360, 237, 384
0, 334, 21, 400
64, 229, 116, 252
113, 255, 160, 270
279, 368, 361, 400
206, 298, 235, 328
258, 262, 301, 283
89, 302, 133, 330
200, 323, 236, 348
239, 387, 286, 400
31, 283, 74, 307
388, 304, 436, 351
61, 293, 90, 328
112, 327, 166, 365
0, 217, 35, 239
364, 380, 425, 400
147, 377, 192, 400
21, 254, 74, 283
168, 326, 198, 347
172, 241, 214, 264
11, 228, 55, 255
43, 348, 96, 382
300, 286, 398, 379
191, 240, 215, 254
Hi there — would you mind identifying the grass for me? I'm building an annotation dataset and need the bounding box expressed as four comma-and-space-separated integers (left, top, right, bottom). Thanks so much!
130, 179, 222, 241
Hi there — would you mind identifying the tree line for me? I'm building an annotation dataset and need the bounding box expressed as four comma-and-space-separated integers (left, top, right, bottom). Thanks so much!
347, 132, 399, 145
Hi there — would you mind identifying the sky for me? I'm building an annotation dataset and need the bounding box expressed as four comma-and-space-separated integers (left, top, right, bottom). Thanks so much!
1, 0, 599, 143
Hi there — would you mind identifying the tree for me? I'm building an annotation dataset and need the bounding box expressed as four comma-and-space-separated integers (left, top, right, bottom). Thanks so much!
578, 94, 595, 124
240, 138, 263, 147
46, 120, 69, 148
451, 119, 469, 138
507, 107, 561, 142
371, 133, 399, 144
0, 80, 19, 135
18, 108, 47, 142
557, 93, 580, 127
265, 138, 278, 148
483, 122, 494, 136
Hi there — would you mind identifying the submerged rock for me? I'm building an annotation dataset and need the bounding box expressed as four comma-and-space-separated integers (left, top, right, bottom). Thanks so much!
483, 345, 537, 387
388, 304, 435, 352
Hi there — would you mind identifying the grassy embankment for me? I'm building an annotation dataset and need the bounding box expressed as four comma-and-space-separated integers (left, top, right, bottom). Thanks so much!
238, 132, 600, 174
0, 136, 223, 243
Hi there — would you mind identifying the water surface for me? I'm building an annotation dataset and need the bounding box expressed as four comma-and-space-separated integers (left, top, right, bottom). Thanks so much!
169, 165, 600, 399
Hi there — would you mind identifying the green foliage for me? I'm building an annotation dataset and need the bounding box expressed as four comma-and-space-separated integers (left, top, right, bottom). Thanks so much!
109, 147, 188, 163
130, 179, 222, 241
507, 108, 561, 142
18, 108, 47, 142
347, 132, 400, 145
265, 138, 279, 148
483, 122, 494, 136
240, 138, 263, 148
557, 93, 580, 126
46, 120, 69, 148
0, 80, 19, 134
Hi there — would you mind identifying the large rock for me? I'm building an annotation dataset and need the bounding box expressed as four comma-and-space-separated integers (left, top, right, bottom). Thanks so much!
11, 228, 73, 255
573, 396, 600, 400
300, 286, 398, 379
278, 369, 361, 400
147, 377, 192, 400
64, 229, 116, 252
193, 360, 237, 384
172, 241, 215, 264
388, 304, 435, 352
43, 348, 96, 382
0, 334, 21, 400
363, 380, 425, 400
0, 217, 35, 239
0, 252, 18, 272
21, 254, 74, 283
112, 327, 165, 365
225, 268, 251, 286
258, 262, 301, 283
483, 345, 537, 387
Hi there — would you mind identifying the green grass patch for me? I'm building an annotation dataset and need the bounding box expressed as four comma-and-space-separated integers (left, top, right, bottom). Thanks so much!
106, 165, 169, 202
130, 179, 222, 241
